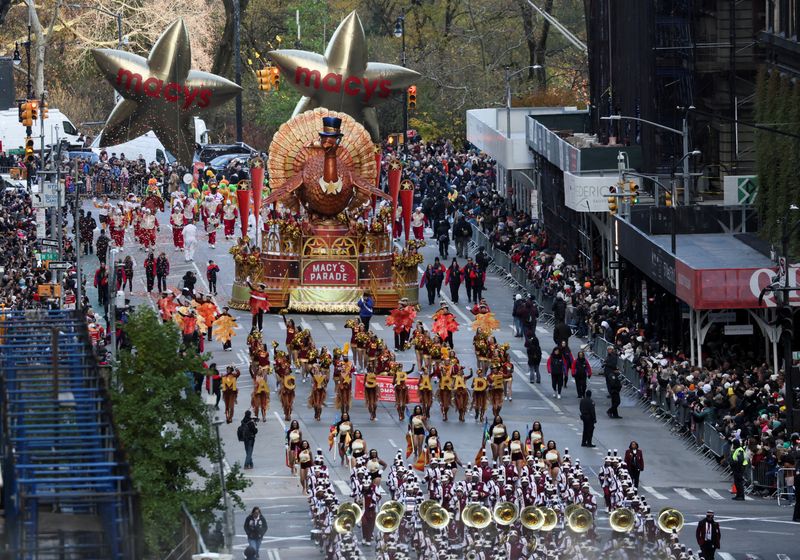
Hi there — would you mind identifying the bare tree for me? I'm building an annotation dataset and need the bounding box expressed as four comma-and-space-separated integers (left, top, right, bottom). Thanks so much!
516, 0, 553, 89
23, 0, 62, 98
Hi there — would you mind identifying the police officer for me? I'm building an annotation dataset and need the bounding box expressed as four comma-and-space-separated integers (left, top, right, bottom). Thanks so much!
730, 439, 748, 500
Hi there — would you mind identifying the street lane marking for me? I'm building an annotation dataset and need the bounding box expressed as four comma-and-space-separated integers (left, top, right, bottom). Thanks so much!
513, 366, 560, 413
324, 322, 336, 330
716, 554, 735, 560
334, 480, 350, 496
388, 439, 398, 450
513, 350, 527, 360
702, 488, 724, 500
674, 488, 698, 500
277, 321, 286, 331
372, 323, 383, 331
272, 411, 287, 431
642, 486, 668, 500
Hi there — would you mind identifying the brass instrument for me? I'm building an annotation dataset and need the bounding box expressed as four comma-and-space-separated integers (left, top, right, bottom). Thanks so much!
418, 499, 439, 521
334, 510, 357, 534
520, 506, 545, 531
657, 508, 684, 533
422, 505, 451, 529
493, 501, 519, 526
466, 550, 479, 560
609, 507, 636, 533
375, 509, 402, 533
539, 507, 559, 532
564, 503, 581, 520
567, 506, 593, 534
380, 500, 406, 518
462, 504, 492, 529
336, 502, 363, 524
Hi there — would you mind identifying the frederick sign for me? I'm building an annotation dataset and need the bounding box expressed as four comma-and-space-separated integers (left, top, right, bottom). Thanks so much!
302, 261, 357, 285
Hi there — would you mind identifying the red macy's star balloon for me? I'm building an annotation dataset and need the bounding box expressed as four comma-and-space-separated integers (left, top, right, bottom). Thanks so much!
268, 11, 420, 142
93, 19, 241, 165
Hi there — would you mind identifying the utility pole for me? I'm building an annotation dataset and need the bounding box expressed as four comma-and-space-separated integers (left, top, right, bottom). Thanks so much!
213, 417, 234, 553
780, 216, 800, 433
74, 158, 82, 307
682, 113, 691, 206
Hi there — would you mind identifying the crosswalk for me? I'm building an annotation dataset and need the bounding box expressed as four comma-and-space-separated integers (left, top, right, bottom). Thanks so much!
639, 485, 752, 502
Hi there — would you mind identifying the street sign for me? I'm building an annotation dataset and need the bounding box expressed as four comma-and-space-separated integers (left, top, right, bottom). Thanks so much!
708, 311, 736, 323
608, 261, 621, 270
37, 252, 58, 262
47, 261, 71, 270
37, 283, 62, 297
40, 238, 59, 248
35, 208, 46, 238
724, 324, 754, 336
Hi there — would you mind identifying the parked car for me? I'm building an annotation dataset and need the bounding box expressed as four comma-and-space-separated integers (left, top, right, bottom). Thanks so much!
193, 142, 258, 164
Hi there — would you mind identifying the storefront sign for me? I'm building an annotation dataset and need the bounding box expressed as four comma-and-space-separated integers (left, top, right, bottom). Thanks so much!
353, 374, 420, 403
616, 219, 676, 293
563, 172, 621, 212
723, 175, 758, 206
302, 260, 357, 285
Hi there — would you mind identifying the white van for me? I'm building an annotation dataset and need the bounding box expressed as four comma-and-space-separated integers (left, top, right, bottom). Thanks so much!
0, 106, 81, 152
90, 117, 209, 164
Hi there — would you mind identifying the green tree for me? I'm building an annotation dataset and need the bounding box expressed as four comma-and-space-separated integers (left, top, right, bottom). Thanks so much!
113, 308, 249, 556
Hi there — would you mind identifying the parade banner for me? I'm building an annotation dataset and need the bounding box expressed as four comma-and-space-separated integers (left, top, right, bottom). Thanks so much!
250, 157, 265, 220
388, 160, 401, 224
302, 261, 358, 286
353, 374, 420, 403
399, 179, 414, 240
236, 185, 251, 238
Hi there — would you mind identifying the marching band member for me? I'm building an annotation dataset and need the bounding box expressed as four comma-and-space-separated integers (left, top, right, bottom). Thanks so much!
221, 366, 240, 424
364, 365, 379, 422
222, 198, 238, 239
408, 405, 428, 458
308, 365, 329, 422
286, 420, 302, 474
471, 368, 489, 423
335, 355, 354, 414
280, 368, 296, 421
334, 412, 354, 466
251, 368, 270, 421
170, 205, 185, 251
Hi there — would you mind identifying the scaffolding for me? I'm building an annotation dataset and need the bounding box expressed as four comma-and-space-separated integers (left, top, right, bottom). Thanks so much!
0, 309, 138, 559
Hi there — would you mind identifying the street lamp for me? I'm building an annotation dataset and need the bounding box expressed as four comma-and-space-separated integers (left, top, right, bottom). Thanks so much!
393, 13, 407, 153
601, 109, 695, 205
12, 43, 21, 66
205, 399, 234, 554
504, 64, 542, 139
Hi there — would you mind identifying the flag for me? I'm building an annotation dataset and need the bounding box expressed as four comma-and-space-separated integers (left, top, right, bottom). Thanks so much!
474, 445, 485, 465
405, 431, 414, 459
414, 450, 427, 471
328, 424, 336, 450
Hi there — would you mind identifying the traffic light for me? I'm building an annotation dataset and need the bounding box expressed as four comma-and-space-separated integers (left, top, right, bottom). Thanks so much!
607, 185, 617, 214
24, 137, 35, 164
256, 68, 271, 91
269, 66, 280, 90
777, 306, 794, 338
664, 190, 673, 207
21, 102, 33, 127
29, 99, 39, 121
41, 101, 49, 120
408, 85, 417, 110
628, 180, 639, 204
18, 101, 24, 123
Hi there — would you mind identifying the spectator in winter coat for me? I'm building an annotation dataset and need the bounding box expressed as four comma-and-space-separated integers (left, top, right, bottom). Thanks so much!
547, 347, 566, 399
526, 335, 542, 383
445, 259, 462, 303
156, 252, 170, 292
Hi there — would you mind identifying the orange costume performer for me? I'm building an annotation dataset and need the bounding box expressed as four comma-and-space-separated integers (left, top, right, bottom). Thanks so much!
437, 364, 454, 422
386, 298, 417, 351
364, 369, 379, 421
308, 367, 328, 421
471, 370, 489, 422
251, 370, 270, 421
280, 370, 296, 421
452, 364, 473, 422
157, 292, 178, 322
335, 357, 354, 414
432, 303, 459, 348
392, 364, 410, 420
221, 367, 241, 424
488, 366, 505, 418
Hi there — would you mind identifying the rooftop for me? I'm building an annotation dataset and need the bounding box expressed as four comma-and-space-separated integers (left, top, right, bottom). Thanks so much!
650, 233, 773, 270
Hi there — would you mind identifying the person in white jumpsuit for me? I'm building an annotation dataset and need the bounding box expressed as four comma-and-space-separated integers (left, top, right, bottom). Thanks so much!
183, 221, 198, 262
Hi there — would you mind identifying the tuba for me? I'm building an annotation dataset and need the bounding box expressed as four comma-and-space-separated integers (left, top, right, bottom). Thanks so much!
422, 505, 451, 529
493, 501, 519, 526
567, 506, 593, 534
539, 507, 559, 532
334, 510, 357, 534
418, 499, 439, 521
336, 502, 363, 524
380, 500, 406, 518
375, 510, 402, 533
657, 508, 684, 533
609, 507, 636, 533
462, 504, 492, 529
520, 506, 545, 531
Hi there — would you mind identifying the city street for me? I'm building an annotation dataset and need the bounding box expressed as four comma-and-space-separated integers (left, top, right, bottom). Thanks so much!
79, 201, 798, 560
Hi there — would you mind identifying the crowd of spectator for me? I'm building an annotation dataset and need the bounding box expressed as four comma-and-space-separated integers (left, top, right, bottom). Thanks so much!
396, 139, 795, 497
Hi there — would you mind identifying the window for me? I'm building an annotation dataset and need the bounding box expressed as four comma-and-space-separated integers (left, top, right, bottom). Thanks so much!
61, 120, 77, 136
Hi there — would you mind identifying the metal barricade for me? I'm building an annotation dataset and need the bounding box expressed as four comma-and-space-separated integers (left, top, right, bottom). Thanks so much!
750, 460, 778, 496
702, 423, 727, 458
776, 467, 794, 506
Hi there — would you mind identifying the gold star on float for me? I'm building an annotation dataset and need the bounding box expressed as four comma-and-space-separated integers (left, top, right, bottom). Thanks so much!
389, 160, 403, 171
267, 11, 420, 142
93, 19, 241, 165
